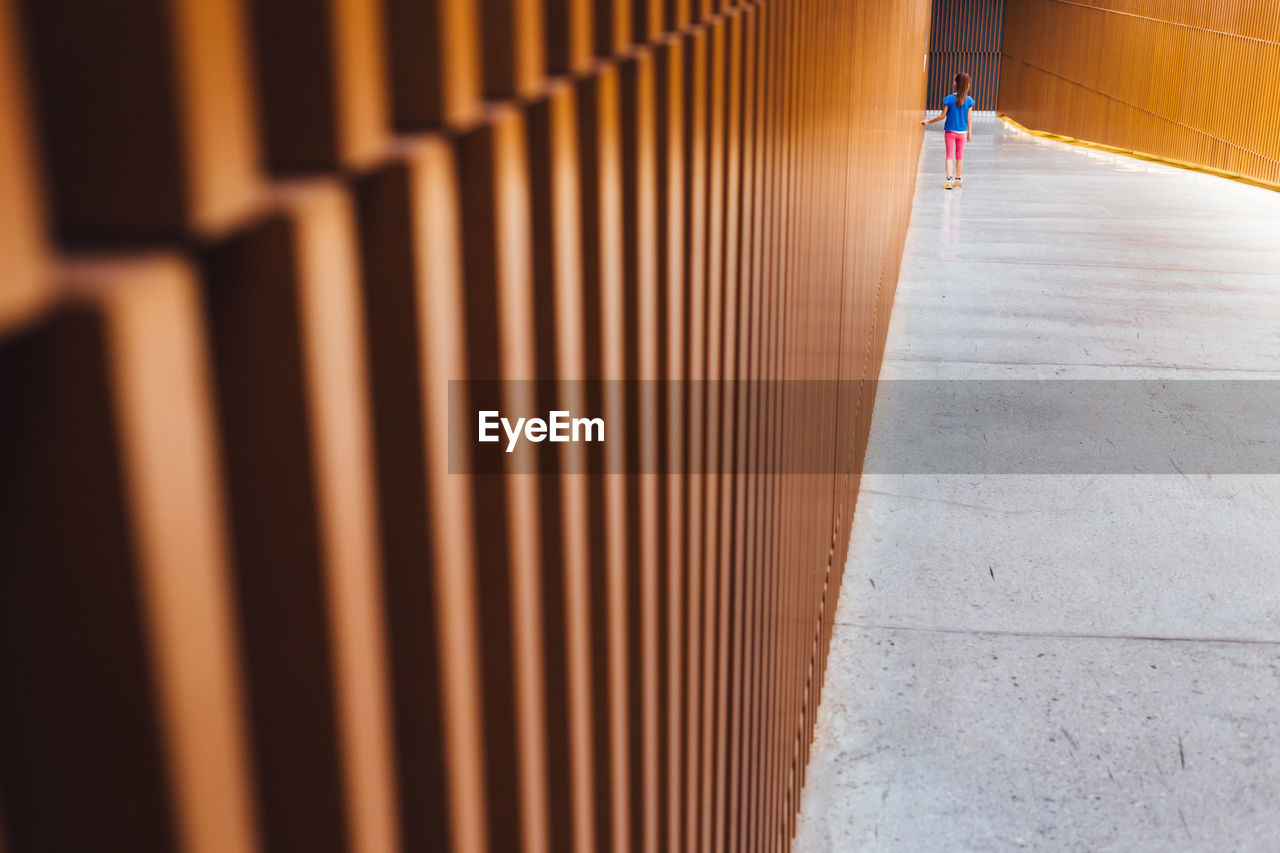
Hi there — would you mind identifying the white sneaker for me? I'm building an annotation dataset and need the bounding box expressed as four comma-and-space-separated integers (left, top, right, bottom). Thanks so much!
943, 178, 954, 189
954, 177, 963, 188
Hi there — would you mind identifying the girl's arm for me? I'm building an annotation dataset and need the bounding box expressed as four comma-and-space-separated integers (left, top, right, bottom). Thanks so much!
920, 105, 948, 126
967, 101, 976, 140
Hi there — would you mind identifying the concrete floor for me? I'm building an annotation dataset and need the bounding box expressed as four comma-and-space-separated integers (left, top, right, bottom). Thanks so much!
793, 116, 1280, 851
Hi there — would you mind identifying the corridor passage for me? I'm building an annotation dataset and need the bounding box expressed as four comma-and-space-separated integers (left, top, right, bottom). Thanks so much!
794, 116, 1280, 850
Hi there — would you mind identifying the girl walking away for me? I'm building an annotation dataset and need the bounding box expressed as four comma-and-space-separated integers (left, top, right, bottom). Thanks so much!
921, 72, 975, 189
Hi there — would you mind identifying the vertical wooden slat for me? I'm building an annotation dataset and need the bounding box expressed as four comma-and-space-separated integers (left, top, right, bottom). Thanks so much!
86, 261, 261, 853
619, 47, 661, 853
741, 10, 767, 849
281, 185, 398, 853
350, 136, 490, 853
773, 1, 796, 841
19, 0, 261, 237
594, 66, 632, 853
0, 0, 45, 333
573, 66, 616, 853
458, 107, 552, 853
755, 7, 783, 846
636, 0, 663, 46
700, 17, 727, 853
679, 26, 709, 853
526, 85, 573, 853
527, 81, 597, 853
0, 258, 259, 853
653, 34, 687, 853
666, 0, 692, 31
412, 140, 492, 853
245, 0, 390, 170
714, 10, 746, 852
594, 0, 630, 59
382, 0, 483, 128
725, 8, 754, 851
199, 183, 398, 853
0, 307, 179, 853
492, 107, 554, 853
546, 0, 594, 75
350, 151, 444, 853
483, 0, 546, 98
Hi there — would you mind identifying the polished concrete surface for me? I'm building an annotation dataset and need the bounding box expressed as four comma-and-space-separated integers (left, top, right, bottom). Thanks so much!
794, 116, 1280, 851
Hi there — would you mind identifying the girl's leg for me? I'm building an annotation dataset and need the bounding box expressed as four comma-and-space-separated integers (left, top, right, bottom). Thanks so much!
954, 134, 966, 178
944, 132, 956, 181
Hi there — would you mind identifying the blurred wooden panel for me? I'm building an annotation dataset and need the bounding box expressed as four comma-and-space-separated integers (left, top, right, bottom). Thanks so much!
0, 305, 179, 853
0, 1, 939, 851
199, 183, 398, 853
382, 0, 482, 128
701, 15, 729, 853
619, 46, 660, 853
571, 64, 632, 853
19, 0, 261, 237
723, 10, 752, 850
482, 0, 545, 98
545, 0, 593, 75
749, 8, 778, 845
579, 63, 633, 853
71, 259, 260, 853
403, 138, 492, 853
1000, 0, 1280, 188
733, 11, 762, 849
351, 136, 491, 853
347, 135, 497, 853
526, 81, 597, 853
0, 0, 46, 333
458, 107, 553, 853
351, 152, 445, 853
246, 0, 389, 170
694, 0, 714, 26
0, 257, 257, 853
633, 0, 663, 45
664, 0, 691, 31
677, 26, 709, 853
594, 0, 629, 59
566, 72, 609, 853
651, 34, 687, 853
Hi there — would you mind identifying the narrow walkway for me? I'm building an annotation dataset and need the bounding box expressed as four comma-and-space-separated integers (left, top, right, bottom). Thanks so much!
795, 116, 1280, 851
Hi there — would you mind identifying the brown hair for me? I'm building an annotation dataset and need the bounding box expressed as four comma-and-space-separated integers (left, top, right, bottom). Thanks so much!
954, 71, 971, 102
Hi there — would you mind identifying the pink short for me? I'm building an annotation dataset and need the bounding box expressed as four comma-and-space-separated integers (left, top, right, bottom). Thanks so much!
945, 130, 967, 160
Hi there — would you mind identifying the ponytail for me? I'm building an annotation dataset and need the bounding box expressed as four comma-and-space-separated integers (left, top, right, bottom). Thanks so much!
954, 71, 971, 102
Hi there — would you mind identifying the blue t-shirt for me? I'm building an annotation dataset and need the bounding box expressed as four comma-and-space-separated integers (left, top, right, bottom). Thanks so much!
942, 93, 975, 132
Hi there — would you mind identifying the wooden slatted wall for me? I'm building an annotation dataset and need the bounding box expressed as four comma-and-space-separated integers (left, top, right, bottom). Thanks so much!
1000, 0, 1280, 189
927, 0, 1004, 110
0, 0, 930, 851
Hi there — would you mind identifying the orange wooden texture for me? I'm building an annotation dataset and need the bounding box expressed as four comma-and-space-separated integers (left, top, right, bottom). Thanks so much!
0, 257, 258, 853
0, 0, 45, 333
0, 1, 932, 851
17, 0, 262, 237
1000, 0, 1280, 188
